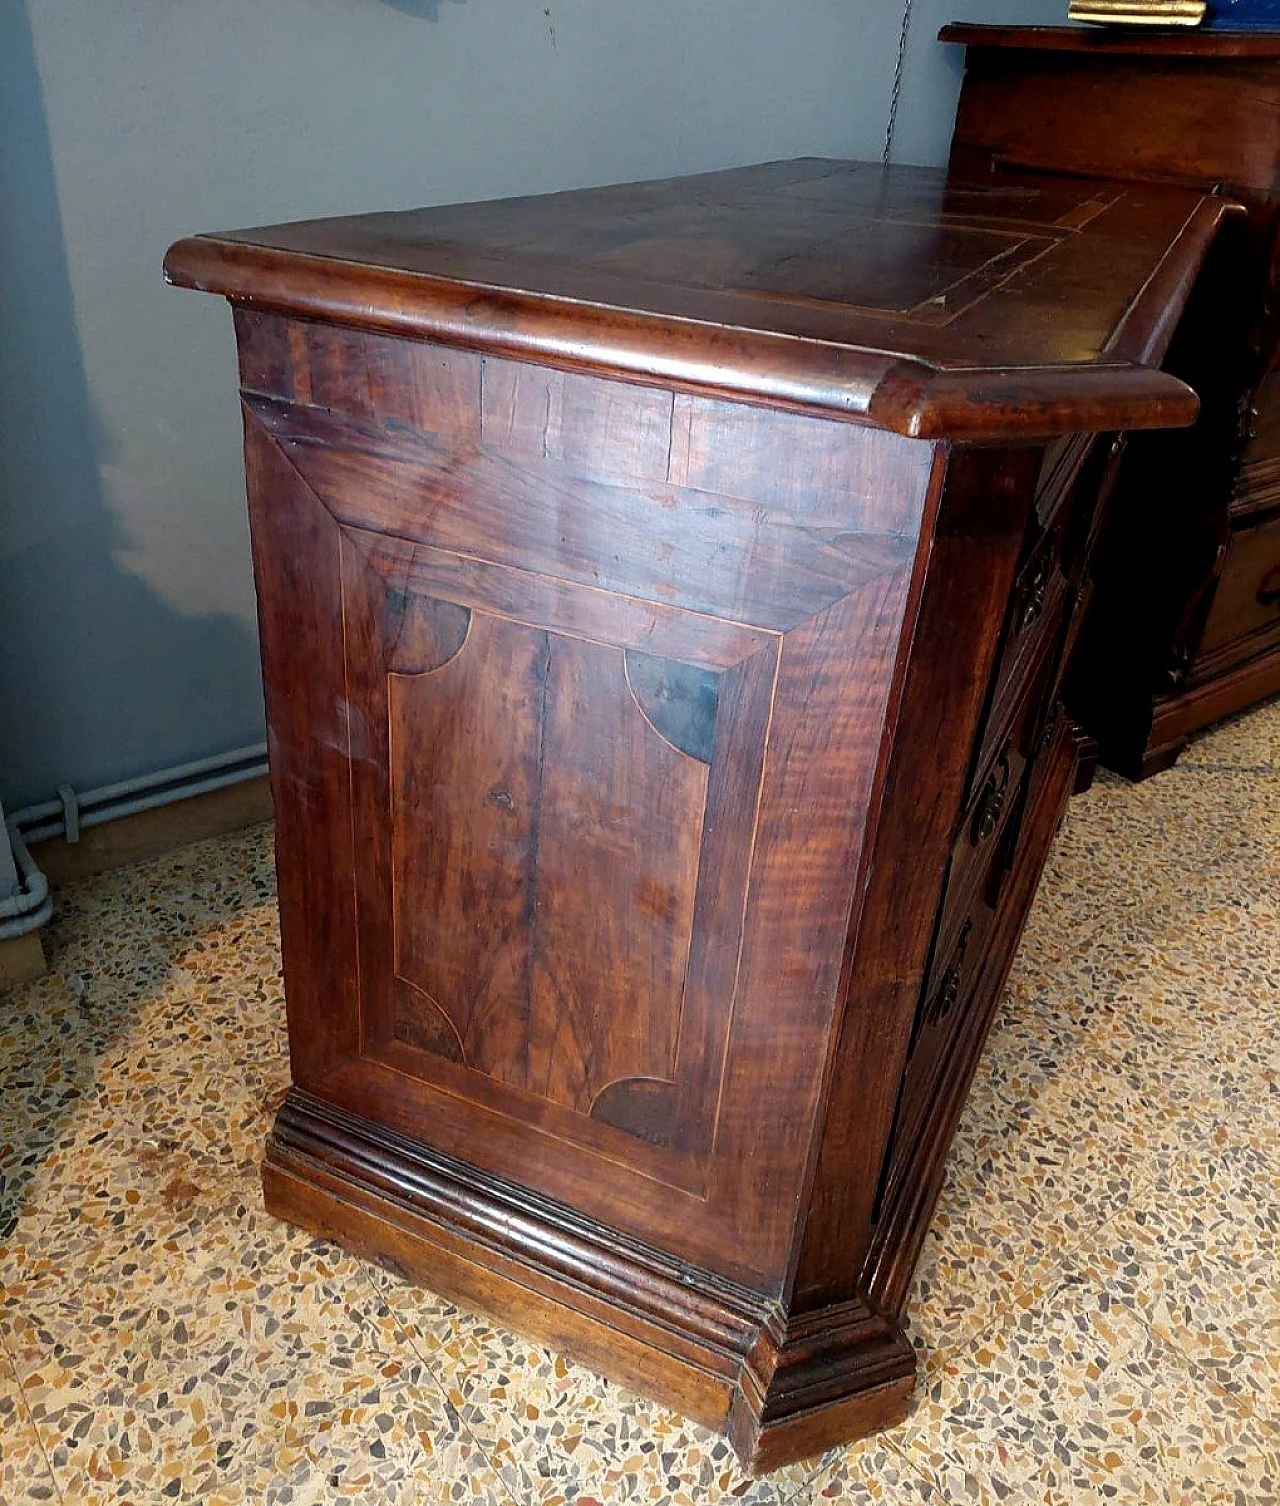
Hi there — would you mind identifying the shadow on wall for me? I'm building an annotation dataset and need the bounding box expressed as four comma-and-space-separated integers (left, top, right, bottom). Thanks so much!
0, 0, 263, 810
375, 0, 468, 18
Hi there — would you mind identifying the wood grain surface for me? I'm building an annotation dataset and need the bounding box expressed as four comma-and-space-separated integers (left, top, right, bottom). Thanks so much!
166, 159, 1231, 438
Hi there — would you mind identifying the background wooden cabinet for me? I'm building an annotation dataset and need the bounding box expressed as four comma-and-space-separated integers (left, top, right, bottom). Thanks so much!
944, 24, 1280, 776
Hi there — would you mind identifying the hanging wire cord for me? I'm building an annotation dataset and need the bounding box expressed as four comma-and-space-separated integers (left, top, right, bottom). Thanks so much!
883, 0, 914, 166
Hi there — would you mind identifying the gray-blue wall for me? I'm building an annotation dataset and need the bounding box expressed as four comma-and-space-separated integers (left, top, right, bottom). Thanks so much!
1, 0, 1062, 809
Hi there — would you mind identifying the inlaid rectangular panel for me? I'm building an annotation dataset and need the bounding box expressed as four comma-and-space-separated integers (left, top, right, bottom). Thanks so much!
339, 525, 778, 1194
215, 160, 1125, 350
389, 622, 705, 1111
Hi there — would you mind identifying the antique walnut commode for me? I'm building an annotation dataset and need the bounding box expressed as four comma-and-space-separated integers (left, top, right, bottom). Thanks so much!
944, 25, 1280, 777
166, 161, 1232, 1469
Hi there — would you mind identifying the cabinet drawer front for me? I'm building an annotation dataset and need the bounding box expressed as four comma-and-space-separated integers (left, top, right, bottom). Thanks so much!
873, 709, 1078, 1242
902, 704, 1066, 1164
1036, 432, 1093, 536
969, 524, 1068, 802
1233, 372, 1280, 521
1198, 509, 1280, 658
935, 673, 1044, 975
967, 431, 1117, 802
889, 892, 997, 1197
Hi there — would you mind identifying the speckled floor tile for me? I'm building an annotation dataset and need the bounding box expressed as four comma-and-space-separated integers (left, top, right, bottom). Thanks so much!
0, 988, 282, 1276
901, 995, 1210, 1374
1033, 750, 1276, 941
361, 1273, 827, 1504
5, 1193, 510, 1504
1180, 694, 1280, 773
1054, 1139, 1280, 1426
788, 1437, 938, 1501
0, 1338, 59, 1503
1, 700, 1276, 1502
1003, 904, 1280, 1162
896, 1267, 1279, 1505
0, 833, 511, 1504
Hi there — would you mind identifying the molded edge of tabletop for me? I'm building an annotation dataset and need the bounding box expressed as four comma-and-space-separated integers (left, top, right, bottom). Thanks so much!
164, 194, 1237, 442
868, 361, 1195, 441
939, 21, 1280, 58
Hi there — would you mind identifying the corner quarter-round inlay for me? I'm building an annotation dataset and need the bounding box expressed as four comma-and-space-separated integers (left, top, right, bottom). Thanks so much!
624, 651, 720, 763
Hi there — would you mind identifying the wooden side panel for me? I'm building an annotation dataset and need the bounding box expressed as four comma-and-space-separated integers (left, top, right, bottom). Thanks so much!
236, 311, 935, 1287
530, 637, 707, 1113
248, 393, 889, 634
388, 612, 547, 1083
669, 393, 924, 536
704, 570, 922, 1242
481, 359, 672, 489
236, 309, 483, 438
330, 518, 779, 1206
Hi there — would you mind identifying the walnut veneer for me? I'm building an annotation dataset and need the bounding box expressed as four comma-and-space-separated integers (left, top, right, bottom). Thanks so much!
165, 160, 1233, 1468
944, 24, 1280, 777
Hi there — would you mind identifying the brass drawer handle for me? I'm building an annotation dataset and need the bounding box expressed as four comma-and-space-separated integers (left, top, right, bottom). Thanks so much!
928, 919, 973, 1029
936, 965, 962, 1024
1019, 567, 1049, 631
1017, 531, 1060, 634
972, 752, 1011, 844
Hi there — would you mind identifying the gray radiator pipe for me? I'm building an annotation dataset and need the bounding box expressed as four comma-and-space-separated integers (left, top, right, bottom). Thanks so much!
1, 740, 269, 945
10, 742, 269, 845
0, 821, 53, 937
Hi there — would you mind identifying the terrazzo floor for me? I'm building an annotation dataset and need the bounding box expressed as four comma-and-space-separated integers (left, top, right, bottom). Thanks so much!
0, 699, 1276, 1504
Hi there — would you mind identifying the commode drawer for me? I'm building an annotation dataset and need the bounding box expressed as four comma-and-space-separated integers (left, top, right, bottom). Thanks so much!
1197, 508, 1280, 661
935, 664, 1045, 976
966, 517, 1069, 806
888, 889, 998, 1198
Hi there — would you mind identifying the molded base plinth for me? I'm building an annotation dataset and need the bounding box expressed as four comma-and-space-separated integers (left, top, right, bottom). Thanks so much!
261, 1089, 917, 1472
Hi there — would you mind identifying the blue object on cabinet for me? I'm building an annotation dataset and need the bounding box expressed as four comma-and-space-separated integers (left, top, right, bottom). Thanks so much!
1203, 0, 1280, 28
